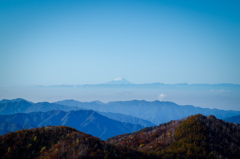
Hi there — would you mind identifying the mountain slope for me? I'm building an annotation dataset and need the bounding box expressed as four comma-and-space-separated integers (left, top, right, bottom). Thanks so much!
0, 98, 31, 104
0, 99, 154, 127
0, 122, 35, 135
24, 102, 81, 113
107, 114, 240, 159
0, 100, 33, 114
225, 114, 240, 123
97, 111, 154, 127
0, 100, 81, 115
1, 114, 240, 159
0, 110, 144, 140
0, 126, 149, 159
56, 100, 240, 125
2, 99, 240, 126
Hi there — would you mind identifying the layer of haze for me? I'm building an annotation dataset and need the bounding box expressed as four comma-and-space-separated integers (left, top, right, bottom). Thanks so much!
1, 0, 240, 86
0, 0, 240, 111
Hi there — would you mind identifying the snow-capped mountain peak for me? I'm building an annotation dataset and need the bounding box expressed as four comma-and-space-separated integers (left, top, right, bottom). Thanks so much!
107, 77, 132, 85
113, 77, 123, 81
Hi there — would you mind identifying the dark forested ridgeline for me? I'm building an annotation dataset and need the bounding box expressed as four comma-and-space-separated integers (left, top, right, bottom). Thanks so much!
107, 114, 240, 159
0, 126, 149, 159
1, 114, 240, 159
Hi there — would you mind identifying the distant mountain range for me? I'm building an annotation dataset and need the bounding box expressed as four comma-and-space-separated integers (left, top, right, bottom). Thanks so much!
1, 98, 240, 140
55, 99, 240, 124
0, 99, 81, 114
41, 83, 240, 90
0, 98, 153, 127
1, 98, 240, 125
2, 78, 239, 111
34, 78, 240, 88
0, 110, 143, 140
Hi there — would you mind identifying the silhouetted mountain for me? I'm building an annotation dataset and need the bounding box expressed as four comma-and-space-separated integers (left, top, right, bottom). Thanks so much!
0, 110, 143, 140
225, 114, 240, 123
56, 100, 240, 124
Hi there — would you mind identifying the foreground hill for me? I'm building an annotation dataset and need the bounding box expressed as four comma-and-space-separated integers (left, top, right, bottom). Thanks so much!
0, 110, 143, 140
0, 126, 148, 159
107, 114, 240, 159
1, 114, 240, 159
56, 100, 240, 124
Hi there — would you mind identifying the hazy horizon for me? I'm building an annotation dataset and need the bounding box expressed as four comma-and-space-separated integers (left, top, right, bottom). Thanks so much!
1, 76, 240, 87
1, 0, 240, 111
1, 79, 240, 111
1, 0, 240, 86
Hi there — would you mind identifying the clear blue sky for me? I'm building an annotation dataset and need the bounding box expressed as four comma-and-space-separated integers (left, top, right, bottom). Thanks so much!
1, 0, 240, 85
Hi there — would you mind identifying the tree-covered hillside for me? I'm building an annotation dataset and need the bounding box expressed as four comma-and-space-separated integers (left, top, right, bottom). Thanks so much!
1, 114, 240, 159
107, 114, 240, 159
0, 126, 149, 159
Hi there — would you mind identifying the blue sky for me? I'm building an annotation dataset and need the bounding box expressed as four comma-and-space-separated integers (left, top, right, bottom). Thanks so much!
1, 0, 240, 85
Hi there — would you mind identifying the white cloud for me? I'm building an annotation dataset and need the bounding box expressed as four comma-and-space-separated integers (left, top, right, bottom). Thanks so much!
158, 94, 168, 101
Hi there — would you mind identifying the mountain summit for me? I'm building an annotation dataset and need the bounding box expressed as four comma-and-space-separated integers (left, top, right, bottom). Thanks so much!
107, 77, 132, 85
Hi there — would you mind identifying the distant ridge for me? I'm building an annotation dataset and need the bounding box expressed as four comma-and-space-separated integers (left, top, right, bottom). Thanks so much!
0, 98, 32, 104
29, 80, 240, 88
0, 110, 144, 140
36, 82, 240, 88
2, 98, 240, 126
56, 99, 240, 124
225, 114, 240, 123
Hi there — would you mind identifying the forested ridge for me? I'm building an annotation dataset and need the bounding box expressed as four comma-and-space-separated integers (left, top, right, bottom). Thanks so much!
1, 114, 240, 159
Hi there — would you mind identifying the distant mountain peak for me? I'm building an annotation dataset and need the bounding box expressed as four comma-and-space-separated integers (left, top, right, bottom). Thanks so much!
107, 77, 132, 85
113, 77, 124, 81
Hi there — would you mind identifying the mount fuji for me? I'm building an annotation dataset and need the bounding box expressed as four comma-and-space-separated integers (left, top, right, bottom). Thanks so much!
106, 77, 132, 85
